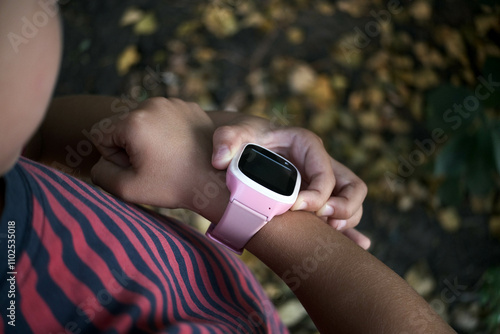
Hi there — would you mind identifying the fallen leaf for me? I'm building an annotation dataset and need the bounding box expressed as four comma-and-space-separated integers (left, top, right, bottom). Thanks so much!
315, 1, 335, 16
437, 207, 461, 233
116, 45, 141, 76
409, 0, 433, 21
336, 0, 370, 18
120, 7, 144, 27
203, 4, 239, 38
475, 14, 500, 37
133, 12, 158, 35
306, 75, 336, 110
358, 110, 382, 131
288, 63, 317, 94
435, 26, 469, 66
286, 26, 304, 45
490, 216, 500, 239
404, 260, 436, 297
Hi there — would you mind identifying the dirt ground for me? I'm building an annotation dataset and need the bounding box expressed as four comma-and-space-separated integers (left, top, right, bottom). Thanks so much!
54, 1, 500, 332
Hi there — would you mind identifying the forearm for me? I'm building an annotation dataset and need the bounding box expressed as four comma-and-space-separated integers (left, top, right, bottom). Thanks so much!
246, 211, 455, 334
25, 95, 136, 178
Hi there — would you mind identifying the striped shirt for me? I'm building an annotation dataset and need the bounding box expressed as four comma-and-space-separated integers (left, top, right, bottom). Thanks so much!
0, 157, 287, 333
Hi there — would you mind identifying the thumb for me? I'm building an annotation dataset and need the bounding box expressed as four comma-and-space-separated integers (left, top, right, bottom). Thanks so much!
212, 125, 251, 169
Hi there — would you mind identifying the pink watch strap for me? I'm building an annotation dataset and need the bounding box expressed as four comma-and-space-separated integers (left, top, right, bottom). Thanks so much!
206, 199, 267, 255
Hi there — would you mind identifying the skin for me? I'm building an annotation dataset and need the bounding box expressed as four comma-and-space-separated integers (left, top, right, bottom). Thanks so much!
0, 0, 61, 212
246, 211, 455, 334
0, 1, 454, 332
23, 95, 370, 247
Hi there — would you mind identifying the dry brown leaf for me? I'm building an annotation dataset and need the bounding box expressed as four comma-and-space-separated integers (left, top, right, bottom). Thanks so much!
310, 108, 337, 134
336, 0, 370, 17
409, 0, 432, 21
315, 1, 335, 16
306, 75, 336, 110
435, 26, 469, 66
490, 216, 500, 239
348, 91, 364, 112
413, 42, 446, 68
288, 63, 317, 94
358, 110, 382, 131
286, 27, 304, 45
475, 14, 500, 37
413, 68, 440, 90
193, 47, 216, 63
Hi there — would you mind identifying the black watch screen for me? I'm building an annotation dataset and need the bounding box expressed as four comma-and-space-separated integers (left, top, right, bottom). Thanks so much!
238, 144, 298, 196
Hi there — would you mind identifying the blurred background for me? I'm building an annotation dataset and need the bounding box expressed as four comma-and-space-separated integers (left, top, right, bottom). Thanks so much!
54, 0, 500, 332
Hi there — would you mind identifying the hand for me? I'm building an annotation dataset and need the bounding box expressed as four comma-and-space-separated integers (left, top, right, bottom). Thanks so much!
210, 114, 370, 249
90, 97, 229, 222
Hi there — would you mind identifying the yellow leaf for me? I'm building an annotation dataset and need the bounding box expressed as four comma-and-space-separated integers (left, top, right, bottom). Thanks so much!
437, 207, 461, 233
315, 1, 335, 16
203, 5, 239, 38
286, 27, 304, 45
120, 7, 144, 27
116, 45, 140, 76
134, 12, 158, 35
176, 20, 201, 38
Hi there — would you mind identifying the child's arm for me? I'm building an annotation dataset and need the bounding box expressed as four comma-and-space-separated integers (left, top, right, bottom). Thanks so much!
24, 95, 123, 178
247, 210, 455, 334
29, 96, 367, 240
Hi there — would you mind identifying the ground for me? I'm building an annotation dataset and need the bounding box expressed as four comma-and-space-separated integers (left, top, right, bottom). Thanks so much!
54, 0, 500, 332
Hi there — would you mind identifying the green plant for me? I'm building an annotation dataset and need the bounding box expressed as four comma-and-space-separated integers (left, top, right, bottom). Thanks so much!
480, 266, 500, 333
425, 57, 500, 206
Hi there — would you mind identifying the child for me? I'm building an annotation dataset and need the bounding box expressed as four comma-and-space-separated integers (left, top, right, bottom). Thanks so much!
0, 1, 454, 333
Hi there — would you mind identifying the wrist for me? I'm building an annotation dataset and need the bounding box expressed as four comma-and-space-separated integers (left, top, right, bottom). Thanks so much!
188, 169, 230, 224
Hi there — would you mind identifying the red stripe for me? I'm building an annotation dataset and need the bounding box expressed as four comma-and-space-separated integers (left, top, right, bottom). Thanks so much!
98, 191, 259, 327
77, 173, 277, 331
32, 183, 157, 333
22, 160, 282, 332
30, 197, 135, 333
17, 252, 64, 333
42, 166, 245, 327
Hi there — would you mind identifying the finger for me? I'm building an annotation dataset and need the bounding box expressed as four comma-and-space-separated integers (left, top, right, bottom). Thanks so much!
91, 157, 139, 201
270, 129, 335, 212
342, 228, 371, 250
211, 124, 255, 169
317, 159, 367, 220
327, 205, 363, 231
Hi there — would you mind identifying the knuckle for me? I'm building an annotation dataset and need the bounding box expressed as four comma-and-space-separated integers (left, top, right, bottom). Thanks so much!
337, 202, 355, 219
143, 96, 169, 109
214, 125, 237, 141
357, 179, 368, 199
308, 201, 323, 212
302, 129, 323, 146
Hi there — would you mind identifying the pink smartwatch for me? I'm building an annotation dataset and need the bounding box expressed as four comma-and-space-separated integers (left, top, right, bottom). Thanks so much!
206, 143, 301, 254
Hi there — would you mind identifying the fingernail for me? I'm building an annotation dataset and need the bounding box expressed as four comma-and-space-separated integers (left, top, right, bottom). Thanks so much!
335, 220, 347, 231
214, 145, 230, 161
317, 204, 334, 217
294, 201, 307, 211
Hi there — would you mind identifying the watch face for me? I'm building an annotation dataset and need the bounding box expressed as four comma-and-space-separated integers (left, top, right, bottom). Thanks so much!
238, 144, 298, 196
